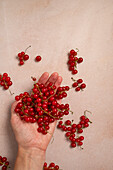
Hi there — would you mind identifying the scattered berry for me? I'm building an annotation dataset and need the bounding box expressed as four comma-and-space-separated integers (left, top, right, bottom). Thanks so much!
35, 56, 42, 62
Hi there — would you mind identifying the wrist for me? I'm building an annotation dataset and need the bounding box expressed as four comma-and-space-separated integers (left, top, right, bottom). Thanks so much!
15, 145, 46, 170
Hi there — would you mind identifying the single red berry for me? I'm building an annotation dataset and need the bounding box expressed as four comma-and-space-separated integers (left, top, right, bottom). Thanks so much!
72, 124, 76, 128
3, 73, 8, 77
72, 69, 78, 74
2, 157, 7, 162
65, 120, 71, 125
71, 142, 76, 147
5, 77, 10, 82
66, 132, 71, 137
72, 82, 78, 87
77, 57, 83, 63
21, 51, 25, 56
84, 123, 89, 127
85, 118, 89, 123
44, 162, 47, 167
80, 115, 86, 120
75, 87, 80, 91
78, 141, 83, 146
77, 124, 82, 129
35, 56, 41, 62
49, 162, 55, 167
4, 85, 9, 90
32, 77, 36, 81
80, 83, 86, 89
77, 79, 83, 84
19, 61, 24, 65
80, 120, 85, 125
69, 66, 74, 71
71, 128, 76, 133
54, 165, 59, 169
24, 55, 29, 60
78, 129, 83, 133
2, 166, 7, 170
79, 136, 84, 141
18, 53, 22, 57
7, 81, 12, 86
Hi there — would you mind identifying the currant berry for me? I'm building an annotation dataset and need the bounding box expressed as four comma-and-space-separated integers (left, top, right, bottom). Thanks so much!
35, 56, 42, 62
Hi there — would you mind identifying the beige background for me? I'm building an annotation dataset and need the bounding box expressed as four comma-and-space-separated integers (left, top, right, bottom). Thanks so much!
0, 0, 113, 170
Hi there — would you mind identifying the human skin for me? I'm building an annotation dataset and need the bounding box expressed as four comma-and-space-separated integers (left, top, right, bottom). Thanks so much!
11, 72, 63, 170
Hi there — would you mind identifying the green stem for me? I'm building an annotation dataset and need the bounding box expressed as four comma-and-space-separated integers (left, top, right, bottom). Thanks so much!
84, 110, 92, 123
25, 45, 31, 53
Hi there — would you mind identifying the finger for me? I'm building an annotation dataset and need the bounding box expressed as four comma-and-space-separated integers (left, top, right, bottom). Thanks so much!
45, 72, 59, 86
11, 101, 21, 126
38, 72, 49, 84
55, 76, 63, 88
11, 101, 18, 116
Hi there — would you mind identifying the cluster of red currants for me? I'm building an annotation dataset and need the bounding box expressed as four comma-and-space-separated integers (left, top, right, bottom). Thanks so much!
57, 111, 92, 148
17, 46, 42, 66
0, 156, 10, 170
15, 81, 71, 135
71, 77, 86, 92
0, 73, 13, 90
43, 162, 61, 170
68, 49, 83, 75
17, 45, 31, 65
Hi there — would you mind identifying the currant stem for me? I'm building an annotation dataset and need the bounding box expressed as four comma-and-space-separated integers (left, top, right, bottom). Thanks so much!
71, 77, 76, 82
39, 107, 62, 120
0, 161, 10, 168
80, 146, 83, 150
9, 89, 14, 95
50, 135, 54, 144
24, 45, 31, 53
35, 83, 43, 97
75, 48, 79, 52
70, 110, 73, 114
84, 110, 92, 123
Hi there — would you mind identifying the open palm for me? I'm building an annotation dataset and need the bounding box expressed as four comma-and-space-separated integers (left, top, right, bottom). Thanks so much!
11, 72, 62, 152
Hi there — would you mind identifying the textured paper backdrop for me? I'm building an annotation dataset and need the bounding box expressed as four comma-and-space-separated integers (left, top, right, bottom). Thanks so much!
0, 0, 113, 170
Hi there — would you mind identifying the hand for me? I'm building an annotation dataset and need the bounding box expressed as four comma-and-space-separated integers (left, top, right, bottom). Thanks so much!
11, 72, 63, 152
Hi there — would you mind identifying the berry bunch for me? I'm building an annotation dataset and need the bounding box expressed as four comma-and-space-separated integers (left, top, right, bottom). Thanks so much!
17, 45, 31, 65
35, 56, 42, 62
57, 110, 92, 148
0, 73, 13, 90
0, 155, 10, 170
15, 81, 71, 135
54, 86, 69, 100
68, 49, 83, 74
71, 77, 86, 92
43, 162, 61, 170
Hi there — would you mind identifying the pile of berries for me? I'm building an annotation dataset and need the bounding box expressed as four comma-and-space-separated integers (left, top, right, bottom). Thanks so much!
0, 73, 13, 90
71, 77, 86, 92
68, 49, 83, 74
15, 81, 71, 135
0, 155, 10, 170
57, 110, 92, 148
43, 162, 61, 170
17, 46, 31, 65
